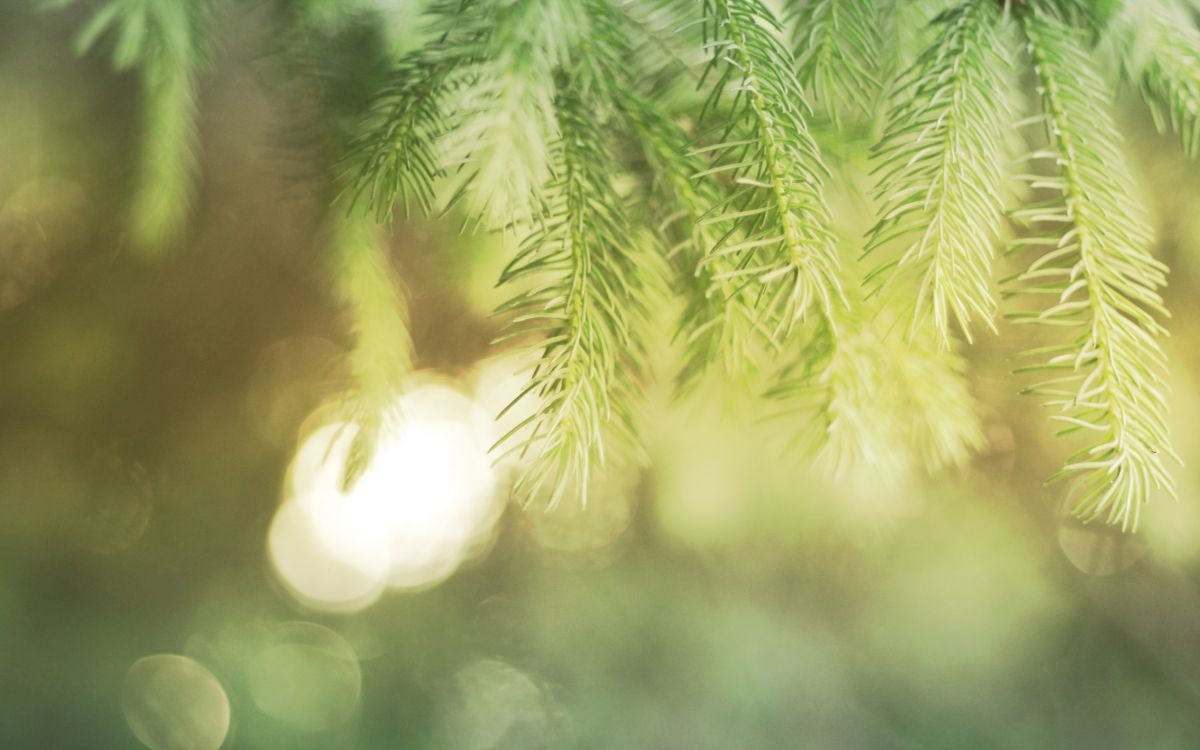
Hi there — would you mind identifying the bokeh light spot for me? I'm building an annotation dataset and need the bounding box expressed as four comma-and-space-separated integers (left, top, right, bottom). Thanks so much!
0, 178, 85, 310
248, 621, 362, 732
440, 659, 556, 750
523, 468, 638, 560
121, 654, 230, 750
267, 496, 389, 613
73, 451, 153, 554
1057, 490, 1149, 576
269, 380, 502, 609
1058, 520, 1148, 576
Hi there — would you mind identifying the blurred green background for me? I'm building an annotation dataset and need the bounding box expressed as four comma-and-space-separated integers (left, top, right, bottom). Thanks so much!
5, 1, 1200, 748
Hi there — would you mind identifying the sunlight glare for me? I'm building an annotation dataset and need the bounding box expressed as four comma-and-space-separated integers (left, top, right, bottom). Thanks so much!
269, 381, 502, 609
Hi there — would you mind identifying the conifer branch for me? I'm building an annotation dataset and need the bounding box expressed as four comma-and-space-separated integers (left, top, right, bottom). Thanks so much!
607, 0, 708, 86
435, 0, 580, 227
885, 0, 957, 74
613, 84, 760, 383
1127, 0, 1200, 158
129, 50, 199, 256
699, 0, 843, 342
61, 0, 208, 257
707, 0, 982, 477
866, 0, 1016, 348
788, 0, 885, 124
342, 51, 453, 222
889, 332, 983, 472
770, 293, 983, 481
277, 2, 418, 490
577, 0, 758, 383
50, 0, 1195, 524
328, 207, 414, 488
346, 0, 585, 228
493, 82, 646, 509
1050, 0, 1124, 36
1014, 5, 1178, 530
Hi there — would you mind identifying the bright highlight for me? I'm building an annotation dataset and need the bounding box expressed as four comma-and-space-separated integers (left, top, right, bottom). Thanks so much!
269, 382, 502, 611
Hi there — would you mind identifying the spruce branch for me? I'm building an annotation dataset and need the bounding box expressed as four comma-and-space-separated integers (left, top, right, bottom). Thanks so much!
610, 76, 760, 383
346, 0, 584, 228
770, 291, 983, 482
277, 2, 418, 490
1124, 0, 1200, 158
493, 82, 647, 509
46, 0, 1197, 526
561, 1, 748, 386
866, 0, 1017, 348
436, 0, 581, 227
698, 0, 843, 343
1013, 5, 1178, 530
572, 0, 757, 383
706, 0, 982, 477
327, 207, 415, 489
342, 50, 454, 221
606, 0, 709, 88
885, 0, 957, 74
129, 50, 199, 256
787, 0, 885, 124
889, 332, 983, 472
1049, 0, 1124, 36
60, 0, 209, 257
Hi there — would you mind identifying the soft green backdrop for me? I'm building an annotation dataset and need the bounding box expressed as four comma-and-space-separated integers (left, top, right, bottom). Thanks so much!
4, 1, 1200, 748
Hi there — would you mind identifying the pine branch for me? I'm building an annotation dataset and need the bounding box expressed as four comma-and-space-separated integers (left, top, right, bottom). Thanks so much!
621, 89, 762, 383
1126, 0, 1200, 158
493, 83, 646, 509
346, 0, 585, 228
606, 0, 708, 88
699, 0, 843, 343
1013, 5, 1178, 530
129, 50, 199, 256
63, 0, 208, 257
276, 1, 408, 193
788, 0, 885, 124
866, 0, 1017, 348
885, 0, 957, 74
704, 0, 982, 477
436, 0, 582, 227
1051, 0, 1125, 36
274, 4, 418, 491
562, 2, 749, 383
770, 292, 983, 481
341, 50, 454, 221
889, 330, 983, 472
327, 206, 414, 489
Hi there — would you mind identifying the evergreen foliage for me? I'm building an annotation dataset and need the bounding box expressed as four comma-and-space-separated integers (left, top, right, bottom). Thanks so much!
58, 0, 1200, 530
789, 0, 882, 124
769, 289, 985, 484
55, 0, 211, 255
1118, 0, 1200, 157
865, 0, 1016, 347
1013, 4, 1176, 529
494, 81, 649, 508
698, 0, 843, 344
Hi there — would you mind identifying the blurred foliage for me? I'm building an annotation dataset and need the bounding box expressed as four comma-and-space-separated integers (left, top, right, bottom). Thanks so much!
3, 1, 1200, 748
